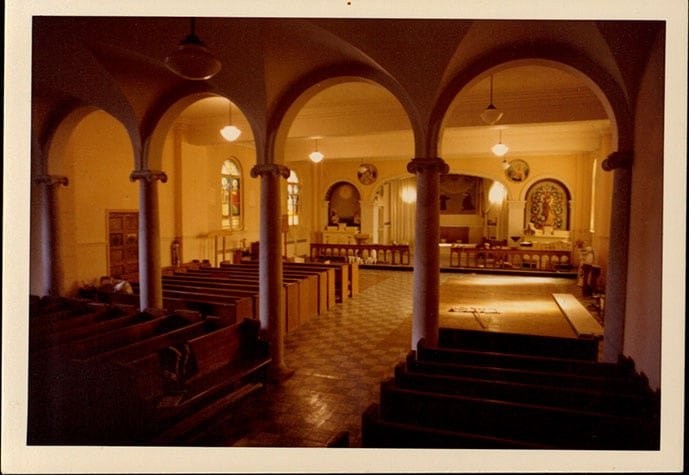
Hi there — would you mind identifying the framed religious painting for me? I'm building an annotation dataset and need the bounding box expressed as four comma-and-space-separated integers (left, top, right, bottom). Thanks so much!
505, 159, 530, 183
357, 163, 378, 185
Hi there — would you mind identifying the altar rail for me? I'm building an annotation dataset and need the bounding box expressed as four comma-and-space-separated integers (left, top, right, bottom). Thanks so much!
310, 243, 411, 265
450, 246, 572, 271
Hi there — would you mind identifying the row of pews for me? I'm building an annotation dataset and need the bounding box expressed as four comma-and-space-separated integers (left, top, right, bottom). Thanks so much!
135, 260, 358, 334
28, 260, 358, 444
28, 295, 271, 444
362, 327, 660, 449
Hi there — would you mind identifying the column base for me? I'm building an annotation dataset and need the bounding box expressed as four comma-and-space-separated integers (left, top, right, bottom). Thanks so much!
267, 363, 295, 383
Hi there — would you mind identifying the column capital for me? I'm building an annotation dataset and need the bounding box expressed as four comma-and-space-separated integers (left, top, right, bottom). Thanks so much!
130, 169, 168, 183
34, 175, 69, 187
407, 157, 449, 175
250, 163, 291, 179
602, 150, 633, 171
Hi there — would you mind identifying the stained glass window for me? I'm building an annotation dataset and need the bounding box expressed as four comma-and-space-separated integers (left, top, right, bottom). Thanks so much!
221, 158, 242, 230
287, 170, 300, 226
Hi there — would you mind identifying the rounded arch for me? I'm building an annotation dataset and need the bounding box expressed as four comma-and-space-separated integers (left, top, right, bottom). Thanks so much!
432, 44, 633, 159
518, 172, 574, 202
325, 180, 362, 227
266, 63, 420, 166
46, 106, 136, 178
523, 177, 573, 231
41, 105, 101, 175
445, 168, 514, 201
32, 31, 144, 167
143, 85, 261, 171
368, 171, 416, 202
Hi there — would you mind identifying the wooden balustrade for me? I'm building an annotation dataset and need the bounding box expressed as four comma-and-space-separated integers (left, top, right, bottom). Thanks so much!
310, 243, 411, 265
449, 246, 572, 271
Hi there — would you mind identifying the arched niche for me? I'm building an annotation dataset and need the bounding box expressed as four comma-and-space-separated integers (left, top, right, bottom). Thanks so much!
325, 181, 361, 227
524, 178, 572, 233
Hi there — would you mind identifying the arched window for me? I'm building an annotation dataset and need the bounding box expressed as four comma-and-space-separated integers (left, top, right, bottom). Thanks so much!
221, 157, 242, 230
287, 170, 301, 226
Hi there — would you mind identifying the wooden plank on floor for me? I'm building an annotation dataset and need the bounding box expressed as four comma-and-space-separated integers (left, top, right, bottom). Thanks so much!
552, 293, 603, 338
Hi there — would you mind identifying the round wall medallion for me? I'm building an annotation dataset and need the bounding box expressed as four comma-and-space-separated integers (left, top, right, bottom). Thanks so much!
357, 163, 378, 185
505, 159, 530, 182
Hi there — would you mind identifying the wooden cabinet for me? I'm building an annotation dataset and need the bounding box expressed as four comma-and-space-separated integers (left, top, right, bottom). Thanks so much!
107, 211, 139, 278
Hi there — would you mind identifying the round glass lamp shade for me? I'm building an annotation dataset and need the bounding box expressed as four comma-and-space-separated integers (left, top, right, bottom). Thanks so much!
491, 142, 509, 157
165, 35, 221, 80
220, 125, 241, 142
480, 105, 504, 125
309, 151, 324, 163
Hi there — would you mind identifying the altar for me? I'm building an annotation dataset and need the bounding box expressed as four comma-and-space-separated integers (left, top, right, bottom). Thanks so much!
322, 224, 359, 244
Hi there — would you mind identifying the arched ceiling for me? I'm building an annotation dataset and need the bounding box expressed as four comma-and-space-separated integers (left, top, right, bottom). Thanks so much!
32, 16, 653, 162
177, 65, 608, 159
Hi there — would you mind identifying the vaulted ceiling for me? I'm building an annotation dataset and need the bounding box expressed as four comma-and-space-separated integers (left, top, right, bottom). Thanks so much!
177, 65, 609, 158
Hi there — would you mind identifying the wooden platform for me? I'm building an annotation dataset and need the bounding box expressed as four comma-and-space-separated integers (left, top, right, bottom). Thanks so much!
552, 293, 603, 338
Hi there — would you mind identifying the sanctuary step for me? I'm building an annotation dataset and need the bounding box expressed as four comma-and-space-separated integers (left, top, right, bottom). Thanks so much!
362, 327, 660, 449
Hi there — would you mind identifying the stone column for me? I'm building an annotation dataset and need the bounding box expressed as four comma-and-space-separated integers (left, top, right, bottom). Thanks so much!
33, 175, 69, 296
407, 157, 449, 348
251, 163, 293, 380
600, 151, 633, 363
358, 199, 376, 239
507, 200, 527, 240
130, 169, 167, 311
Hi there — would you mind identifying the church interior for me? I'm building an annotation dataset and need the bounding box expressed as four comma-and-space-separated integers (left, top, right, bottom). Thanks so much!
5, 5, 686, 472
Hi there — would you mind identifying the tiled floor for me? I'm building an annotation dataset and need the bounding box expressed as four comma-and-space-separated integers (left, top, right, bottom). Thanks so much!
190, 269, 596, 447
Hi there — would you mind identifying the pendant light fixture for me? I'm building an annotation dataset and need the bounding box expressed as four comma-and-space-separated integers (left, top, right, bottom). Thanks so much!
165, 18, 221, 81
309, 138, 324, 163
491, 129, 509, 157
480, 75, 504, 125
220, 101, 241, 142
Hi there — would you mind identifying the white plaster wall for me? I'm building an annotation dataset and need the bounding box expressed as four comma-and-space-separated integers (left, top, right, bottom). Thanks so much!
53, 110, 137, 295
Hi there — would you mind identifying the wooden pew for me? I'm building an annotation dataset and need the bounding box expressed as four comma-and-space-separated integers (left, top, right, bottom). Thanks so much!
394, 361, 656, 417
304, 260, 354, 301
184, 266, 313, 330
29, 296, 72, 318
284, 263, 336, 311
416, 338, 631, 379
376, 378, 658, 449
52, 312, 199, 361
159, 280, 260, 318
222, 259, 354, 302
164, 271, 300, 331
29, 314, 269, 444
31, 303, 137, 336
29, 300, 95, 329
30, 305, 143, 352
82, 313, 219, 366
220, 260, 335, 314
137, 278, 260, 322
437, 327, 600, 361
114, 287, 253, 324
150, 318, 271, 443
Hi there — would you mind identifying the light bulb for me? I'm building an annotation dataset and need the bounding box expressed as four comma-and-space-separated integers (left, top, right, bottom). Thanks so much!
220, 125, 241, 141
492, 142, 509, 156
309, 151, 324, 163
